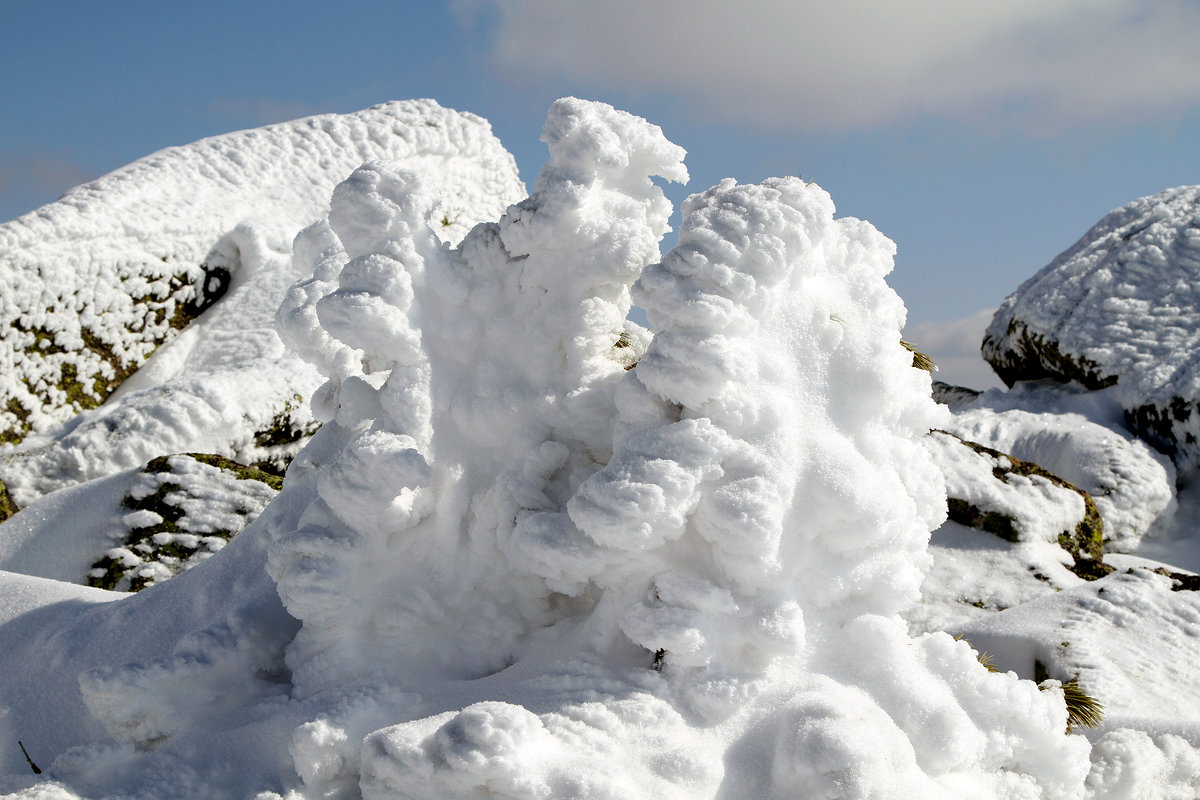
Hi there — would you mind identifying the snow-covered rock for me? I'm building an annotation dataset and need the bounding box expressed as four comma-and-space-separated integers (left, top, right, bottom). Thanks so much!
0, 99, 523, 448
0, 100, 525, 503
940, 407, 1176, 551
982, 186, 1200, 476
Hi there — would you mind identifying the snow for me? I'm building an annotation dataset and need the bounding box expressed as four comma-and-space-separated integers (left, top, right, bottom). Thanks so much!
1, 98, 1199, 798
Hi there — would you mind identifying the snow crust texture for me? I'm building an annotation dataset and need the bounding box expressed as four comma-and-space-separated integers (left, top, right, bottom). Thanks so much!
983, 186, 1200, 476
0, 99, 523, 448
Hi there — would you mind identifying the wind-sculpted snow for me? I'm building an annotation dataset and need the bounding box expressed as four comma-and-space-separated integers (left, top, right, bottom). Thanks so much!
263, 98, 1091, 797
0, 98, 1157, 798
0, 99, 523, 450
983, 186, 1200, 476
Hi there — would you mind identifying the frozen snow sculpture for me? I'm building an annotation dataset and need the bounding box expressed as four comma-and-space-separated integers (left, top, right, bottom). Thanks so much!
983, 185, 1200, 477
269, 98, 1093, 797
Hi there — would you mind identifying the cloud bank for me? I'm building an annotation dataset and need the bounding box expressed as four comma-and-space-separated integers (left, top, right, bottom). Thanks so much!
464, 0, 1200, 133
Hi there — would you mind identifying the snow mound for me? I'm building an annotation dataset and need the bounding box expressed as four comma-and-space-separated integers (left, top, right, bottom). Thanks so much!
0, 99, 524, 449
982, 186, 1200, 476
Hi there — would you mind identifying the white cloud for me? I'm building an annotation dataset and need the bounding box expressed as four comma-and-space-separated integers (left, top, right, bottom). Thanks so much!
905, 309, 1004, 391
464, 0, 1200, 132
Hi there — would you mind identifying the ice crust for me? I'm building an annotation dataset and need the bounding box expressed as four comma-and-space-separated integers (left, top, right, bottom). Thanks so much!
0, 98, 1181, 798
982, 186, 1200, 476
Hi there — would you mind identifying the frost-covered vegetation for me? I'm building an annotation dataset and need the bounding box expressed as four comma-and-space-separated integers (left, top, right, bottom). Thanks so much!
0, 99, 1198, 799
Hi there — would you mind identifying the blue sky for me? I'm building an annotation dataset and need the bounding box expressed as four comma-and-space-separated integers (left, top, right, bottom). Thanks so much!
2, 0, 1199, 332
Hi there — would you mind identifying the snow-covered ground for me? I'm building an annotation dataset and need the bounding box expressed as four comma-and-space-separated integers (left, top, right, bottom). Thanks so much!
1, 99, 1198, 799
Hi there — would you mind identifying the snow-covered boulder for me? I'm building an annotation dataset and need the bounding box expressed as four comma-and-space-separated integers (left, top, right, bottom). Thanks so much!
925, 430, 1109, 578
982, 186, 1200, 476
85, 453, 282, 592
0, 453, 280, 589
941, 407, 1176, 551
0, 101, 526, 504
0, 99, 523, 449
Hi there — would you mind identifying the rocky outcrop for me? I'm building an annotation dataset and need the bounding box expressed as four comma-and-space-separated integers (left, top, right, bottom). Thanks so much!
926, 430, 1111, 580
982, 185, 1200, 475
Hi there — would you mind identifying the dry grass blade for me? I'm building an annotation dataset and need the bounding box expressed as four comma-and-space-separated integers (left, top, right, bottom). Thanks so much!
900, 339, 937, 373
1062, 677, 1104, 732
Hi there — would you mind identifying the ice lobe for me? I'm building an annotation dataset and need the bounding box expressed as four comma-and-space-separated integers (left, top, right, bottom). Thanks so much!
982, 186, 1200, 476
0, 99, 523, 448
269, 99, 1091, 797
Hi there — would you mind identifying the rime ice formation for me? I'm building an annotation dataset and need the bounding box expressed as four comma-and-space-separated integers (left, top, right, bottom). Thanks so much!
982, 186, 1200, 476
263, 98, 1089, 797
0, 100, 525, 503
3, 98, 1185, 799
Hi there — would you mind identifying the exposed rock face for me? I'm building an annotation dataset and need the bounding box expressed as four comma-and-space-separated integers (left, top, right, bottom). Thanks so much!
982, 185, 1200, 475
0, 100, 524, 446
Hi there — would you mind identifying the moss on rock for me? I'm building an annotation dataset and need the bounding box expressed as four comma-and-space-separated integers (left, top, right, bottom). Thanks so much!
982, 319, 1117, 391
939, 432, 1112, 581
86, 451, 277, 592
0, 475, 17, 523
0, 263, 230, 446
248, 394, 320, 477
